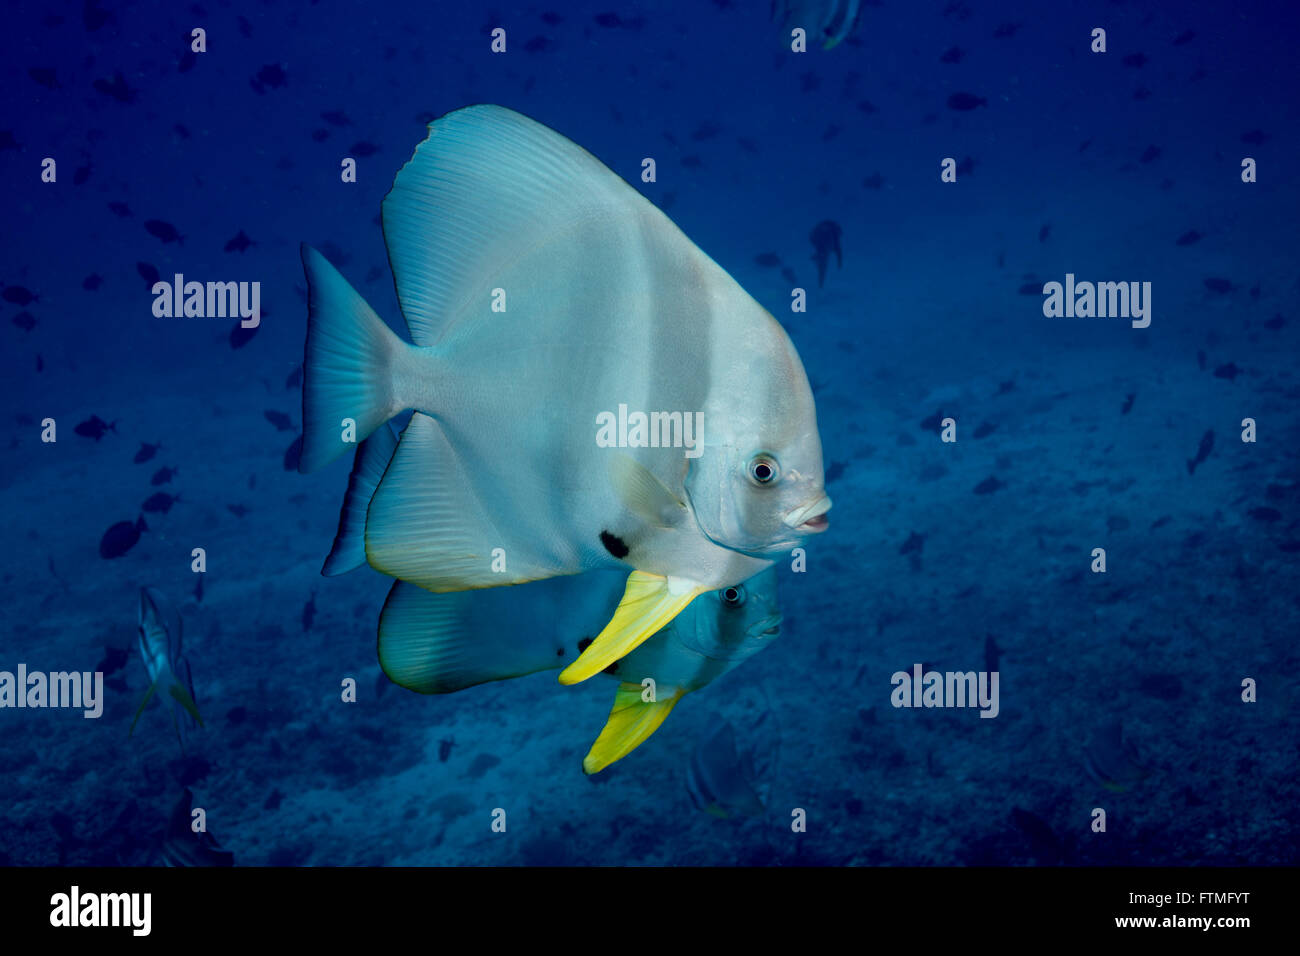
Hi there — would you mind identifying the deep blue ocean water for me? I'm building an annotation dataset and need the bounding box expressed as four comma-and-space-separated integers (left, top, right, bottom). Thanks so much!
1, 0, 1297, 866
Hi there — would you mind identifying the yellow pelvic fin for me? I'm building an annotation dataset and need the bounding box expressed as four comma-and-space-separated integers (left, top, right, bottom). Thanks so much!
557, 571, 704, 685
168, 681, 204, 727
128, 679, 159, 737
583, 681, 686, 775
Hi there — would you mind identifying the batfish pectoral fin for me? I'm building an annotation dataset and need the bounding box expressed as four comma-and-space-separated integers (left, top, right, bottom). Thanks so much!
609, 453, 688, 529
583, 682, 686, 775
558, 571, 704, 685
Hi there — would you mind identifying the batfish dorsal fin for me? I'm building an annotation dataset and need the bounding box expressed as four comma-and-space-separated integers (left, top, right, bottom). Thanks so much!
382, 105, 665, 348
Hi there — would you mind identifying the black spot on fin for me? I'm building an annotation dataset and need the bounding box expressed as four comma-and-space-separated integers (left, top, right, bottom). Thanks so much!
600, 530, 629, 558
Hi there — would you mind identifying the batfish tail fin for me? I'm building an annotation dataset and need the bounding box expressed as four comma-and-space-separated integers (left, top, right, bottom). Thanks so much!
322, 422, 399, 576
583, 682, 686, 774
298, 243, 415, 473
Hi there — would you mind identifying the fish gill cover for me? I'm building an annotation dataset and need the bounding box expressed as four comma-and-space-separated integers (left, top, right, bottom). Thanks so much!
0, 0, 1297, 891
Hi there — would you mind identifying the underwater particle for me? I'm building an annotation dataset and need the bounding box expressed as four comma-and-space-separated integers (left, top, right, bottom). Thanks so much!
230, 321, 259, 349
283, 435, 303, 472
264, 409, 294, 432
250, 63, 287, 93
224, 230, 255, 253
28, 66, 58, 88
1138, 673, 1182, 700
142, 492, 180, 514
144, 219, 184, 244
302, 590, 317, 633
946, 91, 986, 111
1213, 362, 1241, 381
99, 516, 147, 559
809, 219, 842, 288
2, 285, 38, 305
74, 415, 115, 440
92, 71, 135, 103
137, 263, 161, 291
1186, 430, 1214, 475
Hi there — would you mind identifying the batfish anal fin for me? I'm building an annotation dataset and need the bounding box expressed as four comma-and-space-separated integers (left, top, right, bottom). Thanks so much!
558, 571, 704, 685
583, 682, 686, 775
367, 412, 561, 590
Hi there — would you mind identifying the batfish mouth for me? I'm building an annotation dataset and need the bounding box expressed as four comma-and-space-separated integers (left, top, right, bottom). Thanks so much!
784, 495, 832, 533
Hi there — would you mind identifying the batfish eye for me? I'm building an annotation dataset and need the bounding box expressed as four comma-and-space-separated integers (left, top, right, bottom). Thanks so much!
748, 455, 779, 485
722, 585, 746, 607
